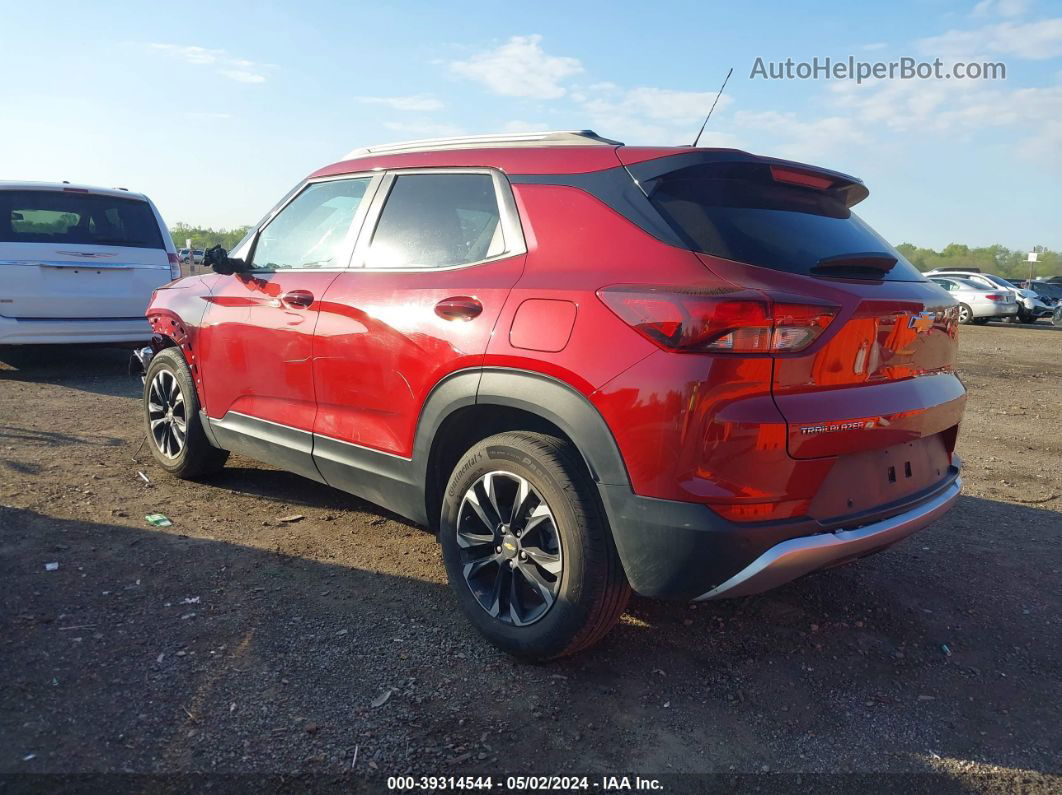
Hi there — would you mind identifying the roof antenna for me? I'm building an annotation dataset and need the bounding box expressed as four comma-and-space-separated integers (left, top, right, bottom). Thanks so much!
692, 67, 733, 147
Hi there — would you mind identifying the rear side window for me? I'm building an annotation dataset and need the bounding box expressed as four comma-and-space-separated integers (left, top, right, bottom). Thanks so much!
365, 173, 503, 269
645, 163, 923, 281
0, 190, 164, 249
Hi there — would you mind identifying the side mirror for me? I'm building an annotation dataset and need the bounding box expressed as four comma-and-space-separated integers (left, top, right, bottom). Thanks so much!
204, 245, 245, 275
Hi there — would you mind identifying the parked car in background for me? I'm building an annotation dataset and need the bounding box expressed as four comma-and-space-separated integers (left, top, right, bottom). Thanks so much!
177, 248, 205, 264
138, 130, 965, 659
0, 182, 178, 345
928, 276, 1018, 324
924, 268, 1039, 323
1026, 280, 1062, 306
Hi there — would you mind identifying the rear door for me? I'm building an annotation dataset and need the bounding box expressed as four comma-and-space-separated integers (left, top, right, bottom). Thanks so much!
311, 169, 525, 488
0, 188, 172, 318
640, 158, 964, 482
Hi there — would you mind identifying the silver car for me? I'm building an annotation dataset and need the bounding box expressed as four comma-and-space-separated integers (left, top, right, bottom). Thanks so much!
929, 276, 1019, 325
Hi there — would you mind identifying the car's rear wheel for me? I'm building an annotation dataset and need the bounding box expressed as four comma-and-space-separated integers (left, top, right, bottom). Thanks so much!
957, 303, 974, 325
439, 431, 630, 660
143, 347, 228, 478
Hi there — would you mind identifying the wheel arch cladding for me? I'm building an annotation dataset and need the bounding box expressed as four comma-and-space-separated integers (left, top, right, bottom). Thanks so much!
417, 368, 632, 531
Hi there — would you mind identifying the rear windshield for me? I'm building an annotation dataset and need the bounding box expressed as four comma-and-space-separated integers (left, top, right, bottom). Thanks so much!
0, 190, 164, 249
645, 163, 923, 281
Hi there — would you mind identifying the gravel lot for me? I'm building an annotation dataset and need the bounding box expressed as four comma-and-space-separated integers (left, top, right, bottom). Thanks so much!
1, 322, 1059, 791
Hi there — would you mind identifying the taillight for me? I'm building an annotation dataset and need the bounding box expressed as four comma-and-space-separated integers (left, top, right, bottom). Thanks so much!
167, 252, 181, 280
597, 286, 838, 354
984, 293, 1004, 301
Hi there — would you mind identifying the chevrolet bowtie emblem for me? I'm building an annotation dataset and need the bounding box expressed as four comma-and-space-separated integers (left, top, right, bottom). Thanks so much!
908, 311, 935, 333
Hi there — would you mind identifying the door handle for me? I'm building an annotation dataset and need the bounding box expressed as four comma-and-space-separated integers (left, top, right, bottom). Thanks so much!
435, 296, 483, 321
281, 290, 314, 309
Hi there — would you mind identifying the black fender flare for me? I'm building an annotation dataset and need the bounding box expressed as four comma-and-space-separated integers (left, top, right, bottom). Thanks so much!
411, 367, 632, 524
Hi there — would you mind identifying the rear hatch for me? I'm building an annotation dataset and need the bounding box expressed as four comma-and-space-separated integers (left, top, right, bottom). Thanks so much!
633, 154, 964, 493
0, 188, 172, 319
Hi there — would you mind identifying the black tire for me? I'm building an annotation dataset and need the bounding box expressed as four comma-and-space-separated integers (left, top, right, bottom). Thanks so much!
143, 347, 228, 478
439, 431, 631, 661
957, 303, 974, 325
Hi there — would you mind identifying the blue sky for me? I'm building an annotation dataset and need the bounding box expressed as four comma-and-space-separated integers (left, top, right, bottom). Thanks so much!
1, 0, 1059, 249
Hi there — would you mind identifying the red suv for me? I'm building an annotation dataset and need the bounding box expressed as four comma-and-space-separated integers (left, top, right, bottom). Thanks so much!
140, 131, 965, 660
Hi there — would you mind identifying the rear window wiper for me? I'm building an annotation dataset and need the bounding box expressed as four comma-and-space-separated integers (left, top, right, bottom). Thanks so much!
812, 252, 897, 278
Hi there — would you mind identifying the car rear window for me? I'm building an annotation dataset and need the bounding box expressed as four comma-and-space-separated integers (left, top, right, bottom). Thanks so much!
645, 163, 924, 281
0, 190, 164, 249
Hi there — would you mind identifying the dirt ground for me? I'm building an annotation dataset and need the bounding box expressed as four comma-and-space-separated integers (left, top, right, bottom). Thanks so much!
1, 322, 1059, 791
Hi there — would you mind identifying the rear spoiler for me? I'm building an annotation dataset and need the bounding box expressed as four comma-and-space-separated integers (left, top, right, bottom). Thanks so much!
621, 149, 870, 208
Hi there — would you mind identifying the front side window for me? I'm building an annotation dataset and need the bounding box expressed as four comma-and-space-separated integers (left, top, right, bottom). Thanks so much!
365, 173, 503, 269
250, 178, 370, 270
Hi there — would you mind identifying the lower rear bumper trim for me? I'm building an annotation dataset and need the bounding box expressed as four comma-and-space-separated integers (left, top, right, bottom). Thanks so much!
694, 477, 961, 600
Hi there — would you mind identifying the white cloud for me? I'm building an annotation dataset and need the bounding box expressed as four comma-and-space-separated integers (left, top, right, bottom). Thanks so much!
357, 95, 445, 112
1016, 118, 1062, 163
918, 17, 1062, 59
219, 70, 266, 84
972, 0, 1030, 18
148, 43, 272, 83
831, 76, 1062, 135
732, 110, 869, 161
585, 87, 731, 122
501, 120, 551, 132
579, 86, 734, 145
450, 35, 582, 99
382, 121, 466, 138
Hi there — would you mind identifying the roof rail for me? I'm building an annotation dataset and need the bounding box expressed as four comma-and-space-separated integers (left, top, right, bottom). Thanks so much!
342, 130, 623, 160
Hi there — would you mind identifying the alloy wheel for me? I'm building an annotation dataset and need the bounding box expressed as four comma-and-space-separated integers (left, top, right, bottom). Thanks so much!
456, 471, 563, 626
958, 305, 971, 324
147, 370, 187, 458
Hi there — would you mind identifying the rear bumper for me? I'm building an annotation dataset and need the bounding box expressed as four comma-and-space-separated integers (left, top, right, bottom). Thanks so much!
0, 315, 151, 345
695, 476, 960, 599
598, 465, 961, 600
976, 302, 1018, 317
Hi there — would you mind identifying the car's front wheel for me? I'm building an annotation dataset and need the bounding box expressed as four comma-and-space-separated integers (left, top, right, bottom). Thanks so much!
439, 431, 630, 660
143, 347, 228, 479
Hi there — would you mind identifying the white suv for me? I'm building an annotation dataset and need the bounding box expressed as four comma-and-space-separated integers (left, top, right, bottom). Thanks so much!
0, 182, 179, 345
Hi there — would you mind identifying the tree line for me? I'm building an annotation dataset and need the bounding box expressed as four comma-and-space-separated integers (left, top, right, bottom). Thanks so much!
169, 224, 1059, 279
895, 243, 1058, 279
169, 223, 250, 252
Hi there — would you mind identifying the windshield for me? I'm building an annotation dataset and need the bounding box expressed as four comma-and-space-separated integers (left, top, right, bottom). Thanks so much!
0, 190, 164, 249
646, 162, 924, 281
983, 274, 1016, 290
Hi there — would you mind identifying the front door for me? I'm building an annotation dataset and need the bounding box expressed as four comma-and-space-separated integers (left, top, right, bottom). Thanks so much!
196, 176, 376, 479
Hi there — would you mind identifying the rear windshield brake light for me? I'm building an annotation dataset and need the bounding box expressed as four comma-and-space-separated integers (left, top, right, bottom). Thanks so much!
770, 166, 834, 191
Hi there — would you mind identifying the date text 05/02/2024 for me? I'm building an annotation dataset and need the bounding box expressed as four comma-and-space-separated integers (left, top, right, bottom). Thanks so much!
386, 775, 664, 791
